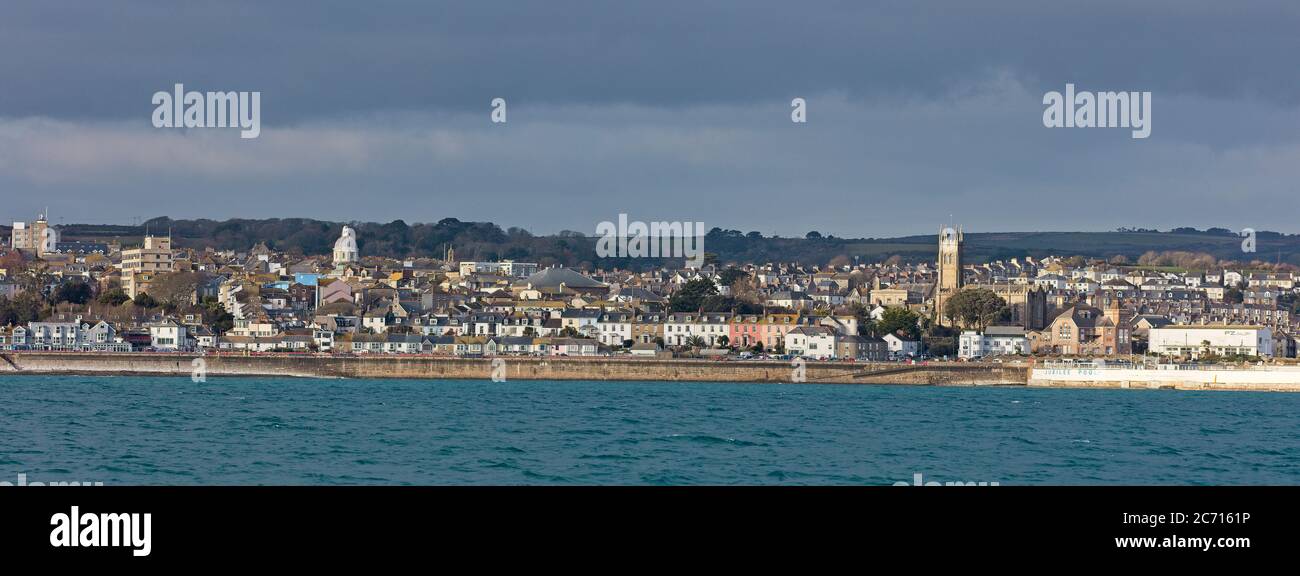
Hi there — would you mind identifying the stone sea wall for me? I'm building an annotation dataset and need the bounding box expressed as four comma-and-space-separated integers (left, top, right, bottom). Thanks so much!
0, 352, 1027, 386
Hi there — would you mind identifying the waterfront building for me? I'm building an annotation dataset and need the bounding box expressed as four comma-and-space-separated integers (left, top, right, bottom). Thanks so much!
883, 332, 922, 358
631, 312, 665, 344
26, 320, 86, 350
958, 327, 1029, 359
664, 312, 732, 347
729, 314, 763, 349
785, 325, 837, 358
148, 320, 188, 351
836, 334, 889, 361
595, 312, 632, 347
0, 326, 28, 349
1148, 325, 1273, 359
1030, 296, 1130, 356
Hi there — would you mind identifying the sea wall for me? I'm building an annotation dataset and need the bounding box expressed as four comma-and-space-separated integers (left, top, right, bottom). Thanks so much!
0, 352, 1027, 386
1029, 366, 1300, 392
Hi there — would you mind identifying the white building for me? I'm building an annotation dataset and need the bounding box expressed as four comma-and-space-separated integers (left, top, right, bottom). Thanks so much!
958, 326, 1029, 359
27, 321, 85, 350
458, 260, 539, 278
785, 326, 837, 359
148, 320, 189, 351
664, 312, 730, 347
313, 329, 335, 352
883, 332, 921, 358
595, 312, 632, 347
333, 226, 360, 266
1148, 325, 1273, 358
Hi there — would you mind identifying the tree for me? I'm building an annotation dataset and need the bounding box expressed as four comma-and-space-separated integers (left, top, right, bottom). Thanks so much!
669, 278, 718, 312
559, 326, 579, 337
717, 267, 748, 287
0, 250, 28, 273
943, 288, 1008, 331
201, 297, 235, 334
684, 335, 707, 349
805, 231, 823, 240
149, 271, 207, 311
0, 293, 46, 325
876, 307, 921, 340
700, 295, 762, 314
132, 293, 158, 308
98, 288, 131, 307
717, 335, 729, 348
53, 282, 93, 305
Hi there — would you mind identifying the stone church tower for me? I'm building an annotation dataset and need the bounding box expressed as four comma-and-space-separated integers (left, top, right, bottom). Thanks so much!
934, 225, 963, 326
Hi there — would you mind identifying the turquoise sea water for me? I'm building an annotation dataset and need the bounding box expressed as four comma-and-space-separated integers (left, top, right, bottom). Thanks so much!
1, 375, 1297, 485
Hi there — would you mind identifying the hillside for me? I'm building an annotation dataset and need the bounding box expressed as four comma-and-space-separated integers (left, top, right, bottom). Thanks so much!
10, 218, 1298, 269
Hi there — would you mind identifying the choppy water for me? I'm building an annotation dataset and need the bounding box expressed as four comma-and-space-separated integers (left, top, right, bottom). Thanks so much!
1, 375, 1297, 485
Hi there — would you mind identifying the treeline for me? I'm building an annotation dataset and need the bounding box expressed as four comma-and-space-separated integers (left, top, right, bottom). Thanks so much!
51, 218, 1300, 269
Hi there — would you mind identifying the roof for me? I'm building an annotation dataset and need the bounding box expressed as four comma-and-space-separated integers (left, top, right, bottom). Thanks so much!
520, 268, 606, 289
984, 326, 1026, 336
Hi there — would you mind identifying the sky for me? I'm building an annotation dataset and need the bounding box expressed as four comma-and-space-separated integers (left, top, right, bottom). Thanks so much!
1, 0, 1299, 237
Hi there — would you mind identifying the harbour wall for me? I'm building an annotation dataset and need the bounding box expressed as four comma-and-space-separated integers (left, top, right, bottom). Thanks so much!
1028, 366, 1300, 392
0, 352, 1026, 386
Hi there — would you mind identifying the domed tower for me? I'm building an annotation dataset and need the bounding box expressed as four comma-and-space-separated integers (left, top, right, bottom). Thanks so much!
333, 226, 359, 266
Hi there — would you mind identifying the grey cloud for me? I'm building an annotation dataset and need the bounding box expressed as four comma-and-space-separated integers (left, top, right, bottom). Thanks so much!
1, 1, 1298, 237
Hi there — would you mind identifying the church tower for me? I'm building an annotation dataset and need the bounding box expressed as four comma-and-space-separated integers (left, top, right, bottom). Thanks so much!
934, 225, 963, 326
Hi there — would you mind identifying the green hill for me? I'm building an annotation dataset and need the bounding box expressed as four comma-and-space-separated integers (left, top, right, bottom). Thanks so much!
17, 218, 1299, 270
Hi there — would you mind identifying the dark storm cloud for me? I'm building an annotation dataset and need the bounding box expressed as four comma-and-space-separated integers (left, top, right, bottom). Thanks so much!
2, 0, 1297, 121
1, 1, 1298, 237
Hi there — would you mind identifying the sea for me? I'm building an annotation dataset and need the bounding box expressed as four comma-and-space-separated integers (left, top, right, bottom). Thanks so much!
1, 375, 1296, 485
